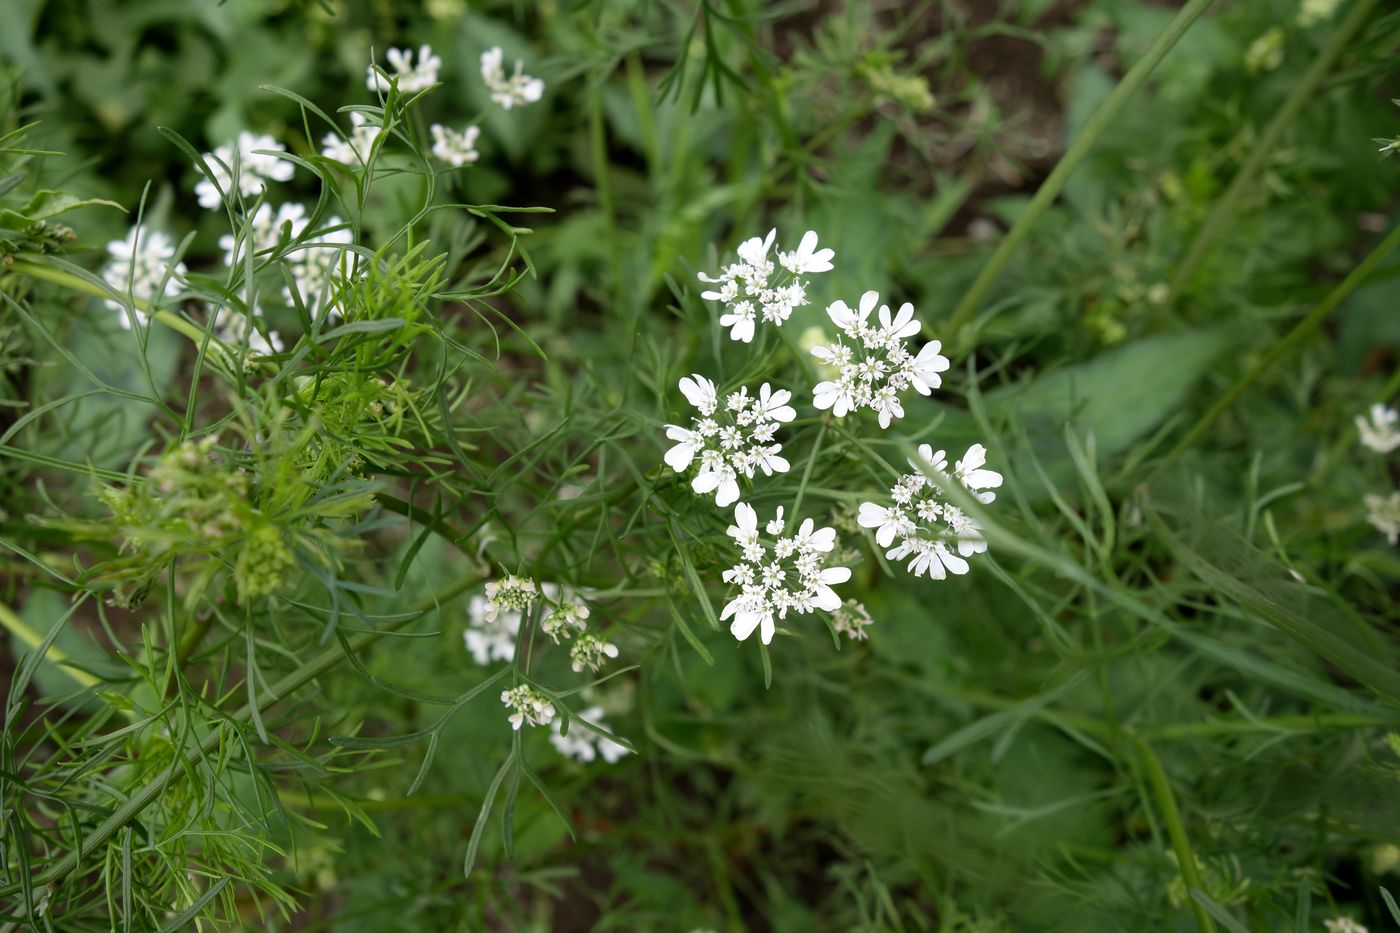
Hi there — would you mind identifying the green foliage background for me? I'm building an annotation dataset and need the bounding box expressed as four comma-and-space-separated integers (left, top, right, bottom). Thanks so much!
2, 0, 1399, 929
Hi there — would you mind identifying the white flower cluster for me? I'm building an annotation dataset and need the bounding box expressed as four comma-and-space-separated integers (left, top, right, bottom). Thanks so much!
284, 223, 354, 317
1356, 403, 1400, 454
1357, 402, 1400, 546
500, 684, 555, 730
321, 111, 382, 166
483, 575, 537, 621
480, 46, 545, 110
664, 375, 796, 507
858, 443, 1003, 580
569, 632, 619, 673
550, 706, 629, 763
720, 503, 852, 645
213, 306, 284, 357
100, 227, 186, 324
1323, 918, 1368, 933
430, 124, 481, 167
367, 45, 442, 94
810, 290, 951, 428
462, 591, 521, 666
697, 229, 834, 343
193, 132, 294, 210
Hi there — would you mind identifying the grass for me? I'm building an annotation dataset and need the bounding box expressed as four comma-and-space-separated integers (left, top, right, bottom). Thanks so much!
1, 0, 1399, 930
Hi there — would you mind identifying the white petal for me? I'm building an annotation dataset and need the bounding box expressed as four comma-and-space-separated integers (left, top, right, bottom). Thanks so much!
730, 612, 761, 642
857, 502, 890, 528
715, 477, 740, 507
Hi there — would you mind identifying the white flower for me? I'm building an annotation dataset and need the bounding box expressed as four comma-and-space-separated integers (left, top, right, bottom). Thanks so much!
100, 226, 186, 324
719, 502, 852, 645
282, 218, 354, 318
368, 45, 441, 94
811, 290, 950, 429
541, 597, 589, 643
483, 575, 537, 622
697, 228, 834, 342
212, 304, 284, 357
1356, 403, 1400, 454
1365, 490, 1400, 545
500, 684, 555, 730
1324, 919, 1368, 933
859, 442, 1003, 580
550, 706, 630, 763
1297, 0, 1343, 27
218, 202, 308, 267
480, 46, 545, 110
430, 124, 481, 167
463, 592, 520, 665
664, 376, 794, 507
569, 632, 619, 673
778, 230, 835, 275
830, 599, 874, 641
321, 111, 382, 166
194, 132, 294, 210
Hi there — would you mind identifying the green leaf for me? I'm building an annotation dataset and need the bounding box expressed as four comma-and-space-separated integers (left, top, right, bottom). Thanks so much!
0, 190, 121, 230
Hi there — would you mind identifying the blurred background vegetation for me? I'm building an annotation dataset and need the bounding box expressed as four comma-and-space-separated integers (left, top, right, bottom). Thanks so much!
3, 0, 1400, 929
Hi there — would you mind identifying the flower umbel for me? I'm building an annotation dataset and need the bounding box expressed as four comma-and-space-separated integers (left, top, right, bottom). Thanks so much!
569, 632, 619, 673
550, 706, 630, 763
1365, 491, 1400, 545
720, 502, 852, 645
500, 685, 555, 730
462, 593, 520, 666
194, 132, 294, 210
430, 124, 481, 167
480, 46, 545, 110
321, 111, 382, 166
811, 290, 950, 428
367, 45, 442, 93
830, 599, 874, 641
663, 375, 796, 507
697, 229, 834, 343
101, 226, 187, 325
858, 443, 1003, 579
1356, 403, 1400, 454
483, 575, 537, 623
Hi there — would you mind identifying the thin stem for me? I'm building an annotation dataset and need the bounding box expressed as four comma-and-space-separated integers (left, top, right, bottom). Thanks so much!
1137, 739, 1217, 933
942, 0, 1217, 342
1164, 0, 1382, 308
1160, 221, 1400, 465
0, 599, 100, 691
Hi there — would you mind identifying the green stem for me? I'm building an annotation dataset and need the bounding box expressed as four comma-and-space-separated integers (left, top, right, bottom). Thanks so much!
942, 0, 1217, 342
1137, 739, 1217, 933
1164, 0, 1382, 307
9, 258, 221, 349
0, 571, 483, 900
1160, 221, 1400, 464
0, 599, 100, 691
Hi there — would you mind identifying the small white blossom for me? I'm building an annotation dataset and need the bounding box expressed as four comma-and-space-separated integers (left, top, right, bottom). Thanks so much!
463, 592, 520, 665
811, 290, 950, 429
483, 575, 537, 622
430, 123, 481, 167
720, 502, 852, 645
1324, 919, 1368, 933
664, 375, 796, 507
194, 132, 294, 210
859, 442, 1003, 580
212, 305, 284, 357
1356, 403, 1400, 454
500, 684, 555, 730
283, 219, 354, 318
1297, 0, 1343, 27
321, 111, 382, 166
1365, 490, 1400, 545
367, 45, 442, 94
541, 597, 589, 643
698, 228, 834, 342
218, 202, 308, 267
830, 599, 873, 641
480, 46, 545, 110
100, 226, 186, 325
569, 632, 619, 673
550, 706, 630, 763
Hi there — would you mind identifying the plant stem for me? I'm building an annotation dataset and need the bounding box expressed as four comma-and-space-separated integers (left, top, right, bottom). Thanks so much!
0, 599, 100, 691
0, 571, 483, 900
1164, 0, 1382, 308
942, 0, 1217, 343
1137, 739, 1217, 933
1160, 220, 1400, 465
